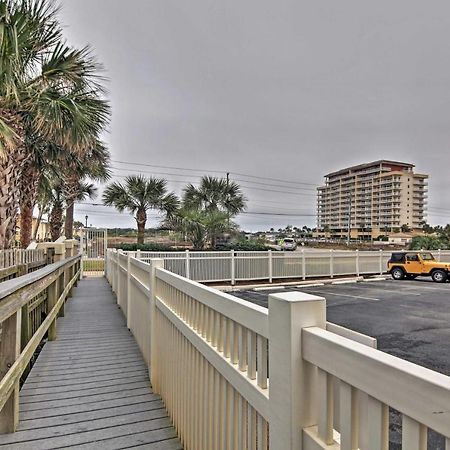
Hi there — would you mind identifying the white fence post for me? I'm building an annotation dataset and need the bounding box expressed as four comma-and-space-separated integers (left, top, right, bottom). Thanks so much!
231, 250, 235, 286
185, 250, 190, 279
379, 249, 383, 275
117, 250, 123, 305
268, 250, 273, 283
126, 253, 131, 329
136, 249, 142, 260
149, 258, 164, 392
302, 249, 306, 280
330, 249, 334, 278
356, 250, 360, 277
268, 291, 326, 450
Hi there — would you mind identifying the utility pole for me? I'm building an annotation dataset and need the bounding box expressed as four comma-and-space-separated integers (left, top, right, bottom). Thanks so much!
226, 172, 230, 230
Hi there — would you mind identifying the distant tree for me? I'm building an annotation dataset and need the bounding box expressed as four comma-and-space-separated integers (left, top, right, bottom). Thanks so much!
410, 235, 449, 250
168, 209, 229, 249
419, 221, 434, 234
401, 224, 411, 233
103, 176, 179, 244
183, 176, 246, 231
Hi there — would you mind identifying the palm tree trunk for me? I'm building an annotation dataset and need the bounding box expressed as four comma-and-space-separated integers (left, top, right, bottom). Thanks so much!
50, 202, 63, 242
0, 110, 26, 249
19, 161, 41, 248
136, 208, 147, 245
20, 203, 33, 248
65, 202, 75, 239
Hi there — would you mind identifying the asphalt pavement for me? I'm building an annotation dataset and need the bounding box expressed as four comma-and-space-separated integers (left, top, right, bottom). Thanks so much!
233, 277, 450, 449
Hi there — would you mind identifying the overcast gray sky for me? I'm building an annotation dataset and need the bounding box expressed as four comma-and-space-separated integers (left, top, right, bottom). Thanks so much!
60, 0, 450, 231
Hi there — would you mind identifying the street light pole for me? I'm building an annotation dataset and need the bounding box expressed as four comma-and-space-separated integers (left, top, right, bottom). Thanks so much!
85, 215, 88, 228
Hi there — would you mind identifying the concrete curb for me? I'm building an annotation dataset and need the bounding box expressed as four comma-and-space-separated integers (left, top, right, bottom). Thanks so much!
217, 276, 365, 292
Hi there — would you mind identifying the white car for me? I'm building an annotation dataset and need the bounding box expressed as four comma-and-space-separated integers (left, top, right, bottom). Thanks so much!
281, 238, 297, 251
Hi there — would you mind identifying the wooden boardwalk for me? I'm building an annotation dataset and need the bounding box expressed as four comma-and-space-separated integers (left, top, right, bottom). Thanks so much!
0, 278, 182, 450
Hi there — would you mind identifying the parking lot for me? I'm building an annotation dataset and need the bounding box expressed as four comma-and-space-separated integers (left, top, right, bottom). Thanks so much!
233, 278, 450, 376
234, 278, 450, 448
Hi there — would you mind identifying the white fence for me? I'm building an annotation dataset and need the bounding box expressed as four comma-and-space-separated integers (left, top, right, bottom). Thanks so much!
111, 249, 450, 284
107, 251, 450, 450
0, 248, 46, 269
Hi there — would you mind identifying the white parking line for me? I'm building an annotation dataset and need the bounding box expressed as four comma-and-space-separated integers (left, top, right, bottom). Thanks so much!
253, 286, 285, 291
302, 289, 381, 302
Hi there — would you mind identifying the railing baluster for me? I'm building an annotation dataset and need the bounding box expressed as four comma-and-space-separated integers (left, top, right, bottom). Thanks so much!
248, 405, 257, 450
238, 325, 248, 372
340, 381, 359, 450
247, 330, 257, 380
402, 415, 427, 450
367, 396, 388, 450
256, 335, 267, 389
318, 368, 334, 445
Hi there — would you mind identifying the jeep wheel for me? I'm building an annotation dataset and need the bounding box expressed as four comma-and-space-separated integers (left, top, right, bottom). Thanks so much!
391, 267, 405, 280
431, 270, 447, 283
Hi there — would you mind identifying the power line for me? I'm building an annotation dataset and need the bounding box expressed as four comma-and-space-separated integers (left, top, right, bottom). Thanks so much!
107, 173, 316, 197
109, 166, 317, 192
111, 159, 318, 188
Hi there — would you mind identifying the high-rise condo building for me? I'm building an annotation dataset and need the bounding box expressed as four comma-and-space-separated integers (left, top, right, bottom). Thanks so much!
317, 160, 428, 240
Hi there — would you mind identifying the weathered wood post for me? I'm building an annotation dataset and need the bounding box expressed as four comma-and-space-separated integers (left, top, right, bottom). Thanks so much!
268, 291, 326, 450
47, 279, 59, 341
53, 245, 67, 317
0, 310, 21, 433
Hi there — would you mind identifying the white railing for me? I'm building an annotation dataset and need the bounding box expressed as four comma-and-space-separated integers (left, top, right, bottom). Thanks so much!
112, 249, 450, 284
0, 248, 46, 269
107, 251, 450, 450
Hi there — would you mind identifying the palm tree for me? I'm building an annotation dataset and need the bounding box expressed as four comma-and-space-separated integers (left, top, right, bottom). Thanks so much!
167, 209, 230, 250
182, 176, 246, 246
63, 141, 110, 239
183, 176, 246, 219
0, 0, 110, 248
102, 176, 179, 244
49, 180, 97, 241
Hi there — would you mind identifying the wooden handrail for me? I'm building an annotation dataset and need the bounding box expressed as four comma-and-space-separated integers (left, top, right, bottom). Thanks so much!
0, 254, 81, 433
0, 255, 79, 323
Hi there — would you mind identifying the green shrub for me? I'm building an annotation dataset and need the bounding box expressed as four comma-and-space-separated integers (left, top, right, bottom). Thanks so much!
214, 240, 272, 251
111, 243, 176, 252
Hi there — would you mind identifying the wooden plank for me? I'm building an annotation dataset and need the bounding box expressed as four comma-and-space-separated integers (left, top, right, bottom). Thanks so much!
0, 278, 182, 450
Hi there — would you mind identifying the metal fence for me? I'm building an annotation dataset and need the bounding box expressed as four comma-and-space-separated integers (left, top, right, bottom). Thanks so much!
109, 249, 450, 284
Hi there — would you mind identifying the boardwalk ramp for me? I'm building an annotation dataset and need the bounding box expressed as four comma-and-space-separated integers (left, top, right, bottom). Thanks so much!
0, 278, 182, 450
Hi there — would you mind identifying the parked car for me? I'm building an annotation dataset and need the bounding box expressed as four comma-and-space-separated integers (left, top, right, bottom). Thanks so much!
280, 238, 297, 251
387, 251, 450, 283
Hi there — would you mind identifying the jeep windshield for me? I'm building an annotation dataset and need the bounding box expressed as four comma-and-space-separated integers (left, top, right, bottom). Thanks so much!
420, 253, 435, 261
